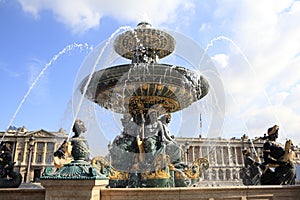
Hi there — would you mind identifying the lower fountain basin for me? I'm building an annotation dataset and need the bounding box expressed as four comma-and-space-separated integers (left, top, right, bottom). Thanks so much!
80, 63, 209, 114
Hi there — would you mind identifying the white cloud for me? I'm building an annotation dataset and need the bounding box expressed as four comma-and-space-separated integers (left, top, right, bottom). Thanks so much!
242, 105, 293, 142
282, 84, 300, 111
204, 0, 300, 143
18, 0, 194, 33
0, 62, 20, 78
199, 23, 211, 32
211, 54, 229, 68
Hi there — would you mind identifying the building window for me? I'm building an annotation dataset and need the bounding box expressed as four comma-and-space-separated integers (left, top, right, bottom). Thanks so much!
226, 169, 231, 180
223, 147, 229, 165
36, 154, 43, 163
216, 147, 222, 165
211, 169, 216, 180
46, 153, 53, 164
232, 169, 239, 180
37, 142, 44, 150
47, 143, 54, 151
230, 147, 236, 164
204, 170, 209, 180
209, 147, 216, 164
218, 169, 224, 180
236, 147, 243, 164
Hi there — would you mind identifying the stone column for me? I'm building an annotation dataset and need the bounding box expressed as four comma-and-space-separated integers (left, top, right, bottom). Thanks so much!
215, 169, 219, 181
228, 147, 232, 166
41, 179, 109, 200
206, 147, 210, 162
199, 146, 202, 158
31, 142, 37, 164
192, 146, 195, 161
13, 142, 18, 163
214, 148, 217, 166
42, 143, 47, 165
221, 147, 224, 166
234, 147, 238, 165
23, 142, 28, 164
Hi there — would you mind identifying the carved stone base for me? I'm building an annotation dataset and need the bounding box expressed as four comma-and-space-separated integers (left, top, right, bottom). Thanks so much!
41, 179, 108, 200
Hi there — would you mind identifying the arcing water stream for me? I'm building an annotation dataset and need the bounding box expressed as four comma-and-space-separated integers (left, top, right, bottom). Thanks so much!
202, 35, 286, 157
67, 26, 131, 141
0, 43, 90, 144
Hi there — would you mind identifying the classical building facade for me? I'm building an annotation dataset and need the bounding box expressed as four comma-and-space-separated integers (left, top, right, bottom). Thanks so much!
1, 127, 299, 185
0, 127, 68, 182
176, 135, 300, 186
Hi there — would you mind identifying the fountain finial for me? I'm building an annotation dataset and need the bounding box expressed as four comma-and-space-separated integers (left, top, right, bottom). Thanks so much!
137, 22, 152, 29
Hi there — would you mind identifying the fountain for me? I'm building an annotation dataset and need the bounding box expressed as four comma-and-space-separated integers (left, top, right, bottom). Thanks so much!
77, 22, 210, 188
1, 22, 300, 200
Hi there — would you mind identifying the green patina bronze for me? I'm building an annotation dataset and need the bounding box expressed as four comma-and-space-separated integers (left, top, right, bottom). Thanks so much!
42, 22, 209, 187
240, 125, 296, 185
80, 22, 210, 187
41, 119, 108, 180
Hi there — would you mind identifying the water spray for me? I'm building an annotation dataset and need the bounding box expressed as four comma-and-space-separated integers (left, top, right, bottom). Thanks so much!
0, 43, 90, 144
67, 26, 132, 141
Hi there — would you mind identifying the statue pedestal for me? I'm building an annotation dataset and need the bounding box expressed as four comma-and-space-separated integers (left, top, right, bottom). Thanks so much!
41, 179, 108, 200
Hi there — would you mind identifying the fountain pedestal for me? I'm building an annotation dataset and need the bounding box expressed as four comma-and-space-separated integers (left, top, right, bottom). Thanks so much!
41, 179, 108, 200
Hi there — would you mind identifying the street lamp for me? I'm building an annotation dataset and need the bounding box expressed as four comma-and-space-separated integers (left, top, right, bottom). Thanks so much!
184, 140, 190, 165
26, 135, 35, 183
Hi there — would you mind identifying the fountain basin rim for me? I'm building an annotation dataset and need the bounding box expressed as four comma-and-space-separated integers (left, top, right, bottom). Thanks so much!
80, 63, 209, 114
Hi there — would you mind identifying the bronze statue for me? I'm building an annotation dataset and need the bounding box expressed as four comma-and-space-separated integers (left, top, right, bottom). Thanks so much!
143, 108, 165, 164
240, 147, 261, 185
41, 119, 105, 180
241, 125, 296, 185
109, 114, 140, 171
159, 114, 182, 164
53, 140, 73, 168
260, 125, 296, 185
0, 142, 22, 188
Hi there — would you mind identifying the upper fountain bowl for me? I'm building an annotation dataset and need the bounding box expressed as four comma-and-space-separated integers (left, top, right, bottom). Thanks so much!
113, 22, 176, 60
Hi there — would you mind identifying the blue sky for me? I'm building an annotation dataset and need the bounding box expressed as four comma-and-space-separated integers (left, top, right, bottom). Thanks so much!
1, 0, 300, 155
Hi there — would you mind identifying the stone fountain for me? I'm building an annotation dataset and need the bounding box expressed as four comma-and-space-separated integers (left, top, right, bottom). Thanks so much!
80, 22, 210, 187
2, 22, 300, 200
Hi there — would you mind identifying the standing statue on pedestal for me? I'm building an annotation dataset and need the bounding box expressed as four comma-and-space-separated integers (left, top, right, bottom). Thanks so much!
41, 119, 106, 180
